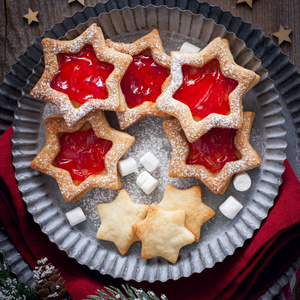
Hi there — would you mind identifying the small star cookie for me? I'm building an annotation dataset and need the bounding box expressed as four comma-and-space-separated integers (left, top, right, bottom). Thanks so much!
30, 111, 135, 202
132, 203, 195, 263
96, 190, 149, 255
30, 23, 132, 127
163, 111, 261, 194
159, 184, 215, 242
157, 37, 260, 143
106, 29, 171, 129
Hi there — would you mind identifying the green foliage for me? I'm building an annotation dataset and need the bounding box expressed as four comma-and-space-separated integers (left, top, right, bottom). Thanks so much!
86, 284, 168, 300
0, 254, 38, 300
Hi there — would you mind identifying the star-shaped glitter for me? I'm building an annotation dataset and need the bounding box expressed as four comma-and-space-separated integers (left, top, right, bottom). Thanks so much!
96, 189, 149, 255
157, 37, 260, 143
23, 8, 39, 25
236, 0, 253, 8
273, 25, 292, 45
163, 111, 261, 194
159, 184, 215, 242
132, 203, 195, 263
68, 0, 85, 5
30, 23, 132, 127
30, 111, 135, 203
106, 29, 171, 129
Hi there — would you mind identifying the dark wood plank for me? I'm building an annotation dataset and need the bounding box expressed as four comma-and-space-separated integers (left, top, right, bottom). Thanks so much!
0, 0, 299, 83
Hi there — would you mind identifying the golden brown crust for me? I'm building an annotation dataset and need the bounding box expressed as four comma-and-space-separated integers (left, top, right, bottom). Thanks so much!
30, 23, 132, 127
163, 112, 261, 194
30, 110, 135, 202
158, 184, 215, 242
96, 189, 149, 255
157, 37, 260, 143
132, 203, 195, 263
106, 29, 171, 129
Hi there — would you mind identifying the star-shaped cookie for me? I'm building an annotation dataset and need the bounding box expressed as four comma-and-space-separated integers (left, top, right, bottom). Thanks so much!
106, 29, 171, 129
273, 25, 292, 45
132, 203, 195, 263
159, 184, 215, 242
157, 37, 260, 143
30, 111, 135, 203
96, 190, 149, 255
163, 111, 261, 194
30, 23, 132, 127
23, 8, 39, 25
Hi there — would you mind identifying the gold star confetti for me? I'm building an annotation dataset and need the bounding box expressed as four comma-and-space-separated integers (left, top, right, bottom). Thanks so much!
68, 0, 85, 5
273, 25, 292, 45
23, 8, 39, 25
236, 0, 253, 8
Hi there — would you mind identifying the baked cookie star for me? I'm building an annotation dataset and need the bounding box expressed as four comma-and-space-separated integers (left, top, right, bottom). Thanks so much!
157, 37, 260, 142
163, 111, 261, 194
30, 111, 135, 203
96, 189, 149, 255
106, 29, 171, 129
30, 23, 132, 127
159, 184, 215, 242
132, 203, 195, 263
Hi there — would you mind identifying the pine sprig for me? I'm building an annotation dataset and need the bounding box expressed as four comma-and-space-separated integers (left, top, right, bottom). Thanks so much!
86, 284, 168, 300
0, 254, 38, 300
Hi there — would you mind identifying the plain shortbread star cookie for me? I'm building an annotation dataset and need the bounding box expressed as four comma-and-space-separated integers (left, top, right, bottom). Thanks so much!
159, 184, 215, 242
96, 189, 149, 255
132, 203, 195, 263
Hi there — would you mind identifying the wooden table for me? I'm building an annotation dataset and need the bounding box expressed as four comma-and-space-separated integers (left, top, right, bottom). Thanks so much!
1, 0, 299, 82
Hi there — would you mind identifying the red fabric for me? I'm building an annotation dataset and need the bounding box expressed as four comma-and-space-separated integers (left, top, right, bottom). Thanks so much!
0, 126, 300, 299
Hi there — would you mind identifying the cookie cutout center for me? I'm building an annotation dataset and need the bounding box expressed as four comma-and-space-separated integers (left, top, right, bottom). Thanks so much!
173, 59, 238, 120
121, 54, 169, 108
186, 127, 239, 173
55, 128, 112, 182
51, 44, 114, 104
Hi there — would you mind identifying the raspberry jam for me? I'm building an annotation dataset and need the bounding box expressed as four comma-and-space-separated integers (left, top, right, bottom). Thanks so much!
173, 59, 238, 120
54, 128, 112, 182
51, 44, 114, 104
121, 54, 169, 108
186, 127, 239, 173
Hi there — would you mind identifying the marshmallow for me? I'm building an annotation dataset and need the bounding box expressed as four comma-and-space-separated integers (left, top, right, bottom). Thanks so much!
219, 196, 243, 219
136, 171, 158, 194
140, 152, 159, 172
233, 172, 252, 192
118, 157, 137, 176
66, 207, 86, 226
179, 42, 201, 53
136, 171, 150, 187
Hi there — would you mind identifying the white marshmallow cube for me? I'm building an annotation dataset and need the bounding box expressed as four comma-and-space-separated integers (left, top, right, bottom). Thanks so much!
140, 152, 159, 172
66, 207, 86, 226
136, 171, 150, 187
233, 172, 252, 192
136, 171, 158, 194
179, 42, 201, 53
118, 157, 137, 176
219, 196, 243, 219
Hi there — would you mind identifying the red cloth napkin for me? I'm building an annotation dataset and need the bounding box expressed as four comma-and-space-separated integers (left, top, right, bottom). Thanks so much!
0, 126, 300, 300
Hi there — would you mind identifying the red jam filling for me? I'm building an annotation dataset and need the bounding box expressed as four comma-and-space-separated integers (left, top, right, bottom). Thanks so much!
51, 44, 114, 104
121, 54, 169, 108
173, 59, 238, 120
54, 128, 112, 182
186, 128, 239, 173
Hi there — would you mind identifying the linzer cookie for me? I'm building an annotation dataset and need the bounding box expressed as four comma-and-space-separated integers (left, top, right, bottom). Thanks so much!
106, 29, 171, 129
163, 112, 261, 194
30, 24, 132, 127
157, 37, 260, 143
30, 111, 135, 203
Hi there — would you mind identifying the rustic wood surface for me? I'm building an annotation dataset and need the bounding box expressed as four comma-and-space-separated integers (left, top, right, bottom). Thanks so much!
0, 0, 299, 83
